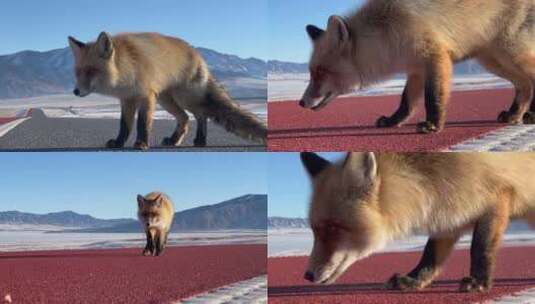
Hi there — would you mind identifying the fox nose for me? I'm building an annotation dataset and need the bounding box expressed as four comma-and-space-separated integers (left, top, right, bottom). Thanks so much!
73, 88, 80, 96
146, 222, 150, 227
304, 271, 314, 282
298, 99, 305, 107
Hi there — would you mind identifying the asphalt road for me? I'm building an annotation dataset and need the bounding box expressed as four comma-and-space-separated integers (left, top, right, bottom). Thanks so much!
268, 246, 535, 304
0, 244, 266, 304
0, 109, 265, 151
268, 89, 515, 152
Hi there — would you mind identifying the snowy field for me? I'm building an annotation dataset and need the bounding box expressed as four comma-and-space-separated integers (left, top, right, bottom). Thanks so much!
268, 73, 512, 102
268, 228, 535, 257
0, 77, 267, 121
0, 225, 266, 252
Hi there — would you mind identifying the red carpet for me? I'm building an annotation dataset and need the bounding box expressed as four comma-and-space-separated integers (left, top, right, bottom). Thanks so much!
0, 244, 266, 304
268, 89, 514, 151
268, 246, 535, 303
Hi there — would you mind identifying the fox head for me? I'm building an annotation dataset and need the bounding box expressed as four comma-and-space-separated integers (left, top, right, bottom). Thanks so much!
137, 192, 166, 229
300, 16, 360, 110
300, 152, 387, 284
68, 32, 117, 97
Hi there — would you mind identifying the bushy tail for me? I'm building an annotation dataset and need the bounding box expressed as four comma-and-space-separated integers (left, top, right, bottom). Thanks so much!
202, 77, 267, 144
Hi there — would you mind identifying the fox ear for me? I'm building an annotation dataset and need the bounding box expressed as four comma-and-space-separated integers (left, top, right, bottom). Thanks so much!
153, 193, 163, 207
306, 25, 325, 41
96, 31, 114, 59
327, 15, 350, 45
137, 195, 145, 208
68, 36, 85, 55
301, 152, 330, 177
342, 152, 377, 184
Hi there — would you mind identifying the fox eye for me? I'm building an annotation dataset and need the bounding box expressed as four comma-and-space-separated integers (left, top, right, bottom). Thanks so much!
84, 67, 99, 78
311, 66, 329, 82
76, 67, 99, 78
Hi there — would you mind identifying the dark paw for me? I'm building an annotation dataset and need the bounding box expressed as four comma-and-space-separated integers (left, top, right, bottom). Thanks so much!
459, 276, 489, 292
161, 137, 177, 147
106, 139, 124, 149
193, 138, 207, 147
134, 141, 149, 151
385, 273, 425, 291
416, 121, 441, 134
523, 111, 535, 124
498, 111, 522, 124
376, 116, 400, 128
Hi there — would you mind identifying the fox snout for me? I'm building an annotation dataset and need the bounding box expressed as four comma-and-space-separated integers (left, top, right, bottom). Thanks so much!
72, 87, 91, 98
300, 83, 336, 111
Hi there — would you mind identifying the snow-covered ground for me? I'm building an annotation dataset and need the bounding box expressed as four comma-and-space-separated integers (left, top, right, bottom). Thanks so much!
0, 226, 266, 252
0, 95, 266, 122
268, 73, 512, 102
268, 228, 535, 257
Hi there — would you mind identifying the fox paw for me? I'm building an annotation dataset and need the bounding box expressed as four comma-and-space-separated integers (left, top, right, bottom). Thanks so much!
134, 141, 149, 151
497, 111, 522, 124
459, 276, 489, 292
385, 273, 425, 291
193, 137, 207, 147
142, 249, 152, 256
106, 139, 124, 149
376, 116, 401, 128
523, 111, 535, 124
416, 121, 441, 134
161, 137, 177, 147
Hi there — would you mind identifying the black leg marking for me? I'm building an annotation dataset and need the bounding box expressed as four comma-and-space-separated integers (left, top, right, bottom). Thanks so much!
386, 235, 458, 291
142, 230, 153, 256
107, 101, 135, 148
135, 105, 151, 150
194, 116, 207, 147
376, 75, 422, 128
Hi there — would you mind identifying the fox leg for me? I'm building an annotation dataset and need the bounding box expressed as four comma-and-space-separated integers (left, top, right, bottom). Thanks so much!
417, 47, 452, 133
159, 94, 189, 146
142, 230, 153, 256
107, 99, 137, 148
477, 51, 535, 124
460, 191, 511, 292
135, 94, 156, 150
154, 231, 166, 256
376, 72, 424, 128
386, 233, 460, 290
193, 115, 207, 147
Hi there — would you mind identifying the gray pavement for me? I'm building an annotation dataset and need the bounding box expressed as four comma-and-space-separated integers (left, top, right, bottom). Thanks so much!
0, 109, 265, 151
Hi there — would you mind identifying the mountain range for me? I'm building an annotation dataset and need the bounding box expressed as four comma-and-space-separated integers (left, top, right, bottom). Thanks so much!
0, 46, 267, 99
268, 216, 531, 232
0, 194, 267, 232
267, 59, 488, 76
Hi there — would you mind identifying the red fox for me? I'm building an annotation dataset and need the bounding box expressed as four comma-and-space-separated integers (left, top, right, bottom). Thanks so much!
68, 32, 266, 150
300, 0, 535, 133
137, 192, 174, 256
301, 152, 535, 292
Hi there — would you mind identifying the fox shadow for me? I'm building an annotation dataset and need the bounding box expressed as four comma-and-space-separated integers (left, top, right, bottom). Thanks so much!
268, 120, 502, 139
268, 278, 535, 298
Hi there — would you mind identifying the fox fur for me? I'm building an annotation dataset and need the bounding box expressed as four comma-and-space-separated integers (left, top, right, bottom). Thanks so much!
137, 192, 175, 256
301, 0, 535, 133
301, 152, 535, 292
68, 32, 266, 150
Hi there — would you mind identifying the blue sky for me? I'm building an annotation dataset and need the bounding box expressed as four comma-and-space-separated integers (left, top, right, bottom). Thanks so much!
269, 0, 364, 62
0, 0, 268, 59
0, 153, 266, 219
269, 152, 345, 218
